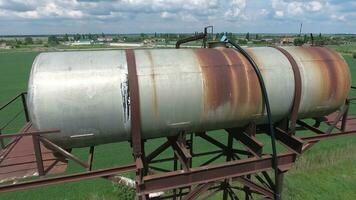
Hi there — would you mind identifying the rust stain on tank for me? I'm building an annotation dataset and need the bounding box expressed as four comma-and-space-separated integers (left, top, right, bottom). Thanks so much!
147, 51, 159, 118
302, 47, 339, 103
193, 48, 262, 118
244, 49, 264, 116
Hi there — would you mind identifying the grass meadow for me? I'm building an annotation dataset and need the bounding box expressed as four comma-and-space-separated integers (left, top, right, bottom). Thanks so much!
0, 47, 356, 200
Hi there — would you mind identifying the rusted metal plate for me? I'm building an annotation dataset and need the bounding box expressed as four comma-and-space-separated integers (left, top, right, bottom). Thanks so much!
283, 46, 351, 119
0, 124, 67, 184
325, 112, 356, 131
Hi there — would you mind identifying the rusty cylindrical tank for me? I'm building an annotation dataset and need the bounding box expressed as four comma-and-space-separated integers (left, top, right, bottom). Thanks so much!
27, 47, 351, 148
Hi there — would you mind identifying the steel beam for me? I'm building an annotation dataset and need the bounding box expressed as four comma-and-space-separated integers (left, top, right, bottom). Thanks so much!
234, 177, 274, 198
228, 129, 263, 157
274, 127, 304, 154
139, 153, 296, 195
39, 137, 89, 169
0, 164, 136, 193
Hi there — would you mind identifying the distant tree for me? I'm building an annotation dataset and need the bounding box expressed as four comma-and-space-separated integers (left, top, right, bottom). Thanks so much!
48, 35, 59, 46
34, 39, 43, 45
246, 32, 250, 41
15, 38, 23, 45
63, 34, 69, 41
294, 37, 304, 46
303, 34, 308, 43
24, 37, 33, 45
113, 37, 119, 42
314, 33, 326, 46
255, 34, 259, 40
74, 34, 81, 41
154, 32, 157, 38
101, 32, 105, 38
353, 52, 356, 59
237, 39, 247, 45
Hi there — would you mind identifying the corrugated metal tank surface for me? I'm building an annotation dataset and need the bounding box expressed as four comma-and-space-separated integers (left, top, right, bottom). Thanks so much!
27, 47, 351, 148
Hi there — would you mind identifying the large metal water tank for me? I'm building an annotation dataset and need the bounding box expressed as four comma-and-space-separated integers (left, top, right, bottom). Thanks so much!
27, 47, 351, 148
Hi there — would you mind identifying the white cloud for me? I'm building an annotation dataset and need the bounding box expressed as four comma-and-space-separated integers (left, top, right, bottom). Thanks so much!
306, 1, 323, 12
0, 0, 354, 34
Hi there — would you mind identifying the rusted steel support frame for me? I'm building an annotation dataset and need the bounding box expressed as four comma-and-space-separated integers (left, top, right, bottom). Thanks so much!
341, 100, 350, 131
126, 49, 147, 200
138, 153, 296, 195
273, 127, 304, 154
326, 104, 349, 134
0, 123, 32, 159
222, 132, 234, 200
146, 140, 172, 162
233, 177, 273, 199
182, 182, 214, 200
254, 173, 273, 190
32, 134, 45, 176
296, 120, 325, 134
0, 130, 4, 149
197, 132, 239, 158
87, 146, 95, 171
228, 128, 263, 157
0, 129, 60, 139
168, 136, 192, 172
39, 137, 89, 169
271, 46, 302, 135
275, 171, 284, 200
301, 130, 356, 142
0, 164, 136, 193
199, 153, 224, 166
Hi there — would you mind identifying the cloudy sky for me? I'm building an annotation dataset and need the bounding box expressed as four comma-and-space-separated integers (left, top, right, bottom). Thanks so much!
0, 0, 355, 35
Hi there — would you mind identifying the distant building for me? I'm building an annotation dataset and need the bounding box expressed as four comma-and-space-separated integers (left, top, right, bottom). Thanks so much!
0, 42, 11, 49
109, 42, 143, 47
261, 38, 273, 43
97, 37, 113, 42
71, 40, 93, 46
280, 37, 295, 44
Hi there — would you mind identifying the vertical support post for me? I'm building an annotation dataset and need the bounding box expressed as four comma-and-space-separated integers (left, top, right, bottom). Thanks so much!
341, 100, 349, 132
32, 135, 45, 176
222, 131, 234, 200
0, 129, 4, 150
275, 170, 284, 200
87, 146, 95, 171
244, 123, 256, 200
173, 153, 178, 200
21, 93, 30, 122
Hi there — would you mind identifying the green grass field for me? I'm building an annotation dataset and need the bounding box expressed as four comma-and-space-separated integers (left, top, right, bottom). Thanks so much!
0, 47, 356, 200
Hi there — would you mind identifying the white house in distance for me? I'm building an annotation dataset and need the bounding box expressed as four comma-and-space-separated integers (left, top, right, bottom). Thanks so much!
71, 39, 93, 46
0, 42, 11, 49
97, 36, 113, 42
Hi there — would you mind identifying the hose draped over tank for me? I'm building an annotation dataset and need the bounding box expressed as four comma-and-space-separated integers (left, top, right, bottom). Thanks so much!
27, 46, 351, 148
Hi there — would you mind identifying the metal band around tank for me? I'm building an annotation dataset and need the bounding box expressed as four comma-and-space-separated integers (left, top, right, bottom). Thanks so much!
125, 49, 142, 157
271, 46, 302, 134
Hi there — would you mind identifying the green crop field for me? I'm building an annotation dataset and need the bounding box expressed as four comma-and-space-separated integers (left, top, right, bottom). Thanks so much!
0, 46, 356, 200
